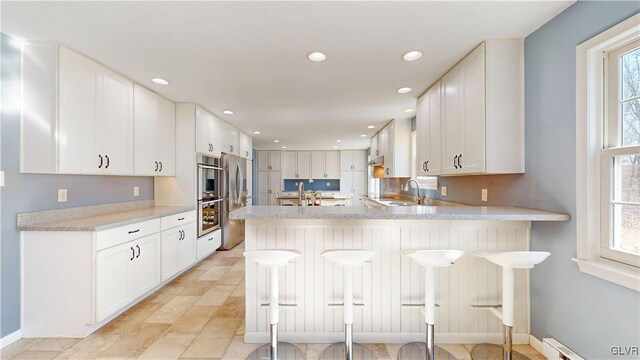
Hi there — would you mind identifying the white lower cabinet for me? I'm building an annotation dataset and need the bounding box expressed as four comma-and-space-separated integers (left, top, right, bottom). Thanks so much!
96, 240, 135, 322
22, 210, 202, 337
197, 229, 221, 262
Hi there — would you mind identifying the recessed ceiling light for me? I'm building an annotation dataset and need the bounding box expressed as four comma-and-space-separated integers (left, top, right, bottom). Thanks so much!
402, 51, 423, 61
273, 140, 280, 143
308, 52, 327, 62
360, 134, 367, 137
281, 146, 287, 149
367, 125, 375, 129
253, 131, 261, 135
397, 87, 412, 94
336, 140, 341, 143
403, 108, 415, 113
151, 78, 169, 85
223, 110, 234, 115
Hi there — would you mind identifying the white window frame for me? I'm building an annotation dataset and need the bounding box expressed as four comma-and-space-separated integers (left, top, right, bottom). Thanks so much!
575, 13, 640, 292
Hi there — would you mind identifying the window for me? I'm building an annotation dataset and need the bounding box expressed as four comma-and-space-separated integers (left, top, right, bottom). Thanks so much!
576, 14, 640, 291
602, 41, 640, 267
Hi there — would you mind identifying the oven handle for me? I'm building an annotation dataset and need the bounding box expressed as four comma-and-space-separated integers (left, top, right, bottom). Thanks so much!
198, 164, 223, 171
199, 198, 224, 205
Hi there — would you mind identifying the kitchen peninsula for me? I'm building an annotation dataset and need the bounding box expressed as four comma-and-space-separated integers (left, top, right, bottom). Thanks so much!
230, 205, 569, 345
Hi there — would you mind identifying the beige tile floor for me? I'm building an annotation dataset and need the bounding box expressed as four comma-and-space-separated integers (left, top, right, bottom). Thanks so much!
1, 243, 545, 360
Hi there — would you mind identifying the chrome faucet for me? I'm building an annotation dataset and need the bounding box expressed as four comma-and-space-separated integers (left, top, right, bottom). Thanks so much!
298, 181, 304, 206
405, 179, 427, 205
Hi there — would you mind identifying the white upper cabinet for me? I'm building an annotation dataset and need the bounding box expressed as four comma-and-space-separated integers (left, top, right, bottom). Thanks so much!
57, 46, 134, 175
283, 151, 311, 179
239, 132, 253, 160
133, 85, 176, 176
370, 134, 379, 159
258, 151, 283, 171
221, 121, 239, 156
195, 106, 221, 157
373, 119, 410, 178
340, 151, 366, 171
439, 40, 524, 175
311, 151, 339, 179
416, 81, 442, 176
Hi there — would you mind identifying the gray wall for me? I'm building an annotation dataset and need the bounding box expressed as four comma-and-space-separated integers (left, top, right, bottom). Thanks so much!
428, 3, 639, 358
0, 33, 154, 338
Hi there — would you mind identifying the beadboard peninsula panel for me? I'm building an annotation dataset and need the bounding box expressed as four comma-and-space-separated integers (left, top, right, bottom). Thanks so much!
244, 219, 531, 343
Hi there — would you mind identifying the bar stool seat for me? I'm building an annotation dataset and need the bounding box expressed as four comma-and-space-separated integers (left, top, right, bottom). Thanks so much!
398, 250, 464, 360
319, 249, 377, 360
471, 251, 550, 360
244, 249, 305, 360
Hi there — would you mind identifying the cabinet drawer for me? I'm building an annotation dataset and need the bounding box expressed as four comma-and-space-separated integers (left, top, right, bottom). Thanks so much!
161, 211, 196, 231
96, 219, 160, 251
197, 230, 221, 262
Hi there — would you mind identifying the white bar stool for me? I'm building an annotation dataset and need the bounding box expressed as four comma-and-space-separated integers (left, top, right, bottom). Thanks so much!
471, 251, 550, 360
397, 250, 465, 360
244, 250, 305, 360
319, 249, 377, 360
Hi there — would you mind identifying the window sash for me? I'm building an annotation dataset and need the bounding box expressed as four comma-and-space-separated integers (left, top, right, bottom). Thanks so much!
600, 146, 640, 267
606, 39, 640, 149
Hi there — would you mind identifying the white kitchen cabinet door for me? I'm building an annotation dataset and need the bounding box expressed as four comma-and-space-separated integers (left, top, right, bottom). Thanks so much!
133, 233, 161, 297
195, 107, 211, 155
311, 151, 325, 179
161, 227, 181, 281
297, 151, 311, 179
442, 66, 463, 175
370, 134, 379, 158
58, 46, 99, 174
460, 45, 486, 174
416, 81, 442, 176
155, 95, 176, 176
340, 151, 352, 171
96, 68, 134, 175
353, 151, 366, 171
208, 115, 221, 157
325, 151, 340, 179
269, 171, 282, 194
269, 151, 283, 171
178, 223, 197, 271
96, 241, 135, 322
283, 152, 298, 179
239, 132, 253, 159
133, 85, 156, 176
246, 160, 253, 198
340, 170, 353, 197
352, 170, 366, 198
258, 151, 270, 171
258, 171, 270, 205
378, 125, 390, 161
221, 122, 239, 155
197, 230, 221, 262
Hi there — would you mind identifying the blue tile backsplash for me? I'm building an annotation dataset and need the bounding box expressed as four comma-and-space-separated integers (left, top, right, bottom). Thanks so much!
283, 179, 340, 191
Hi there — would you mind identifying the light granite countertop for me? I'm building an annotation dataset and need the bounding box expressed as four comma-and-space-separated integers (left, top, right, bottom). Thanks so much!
230, 205, 570, 221
18, 206, 195, 232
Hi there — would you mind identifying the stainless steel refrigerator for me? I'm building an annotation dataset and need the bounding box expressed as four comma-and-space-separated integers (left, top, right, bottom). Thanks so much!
220, 153, 247, 250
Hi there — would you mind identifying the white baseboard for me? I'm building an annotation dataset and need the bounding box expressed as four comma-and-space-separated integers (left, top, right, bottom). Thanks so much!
1, 330, 22, 349
245, 332, 531, 344
529, 334, 543, 354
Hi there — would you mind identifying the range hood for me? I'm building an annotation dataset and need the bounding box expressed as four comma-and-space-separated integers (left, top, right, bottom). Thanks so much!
368, 156, 384, 166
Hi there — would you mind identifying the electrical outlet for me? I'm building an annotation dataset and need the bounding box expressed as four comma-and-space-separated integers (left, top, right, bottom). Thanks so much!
441, 186, 447, 197
326, 182, 330, 186
58, 189, 68, 202
481, 188, 488, 202
134, 186, 140, 197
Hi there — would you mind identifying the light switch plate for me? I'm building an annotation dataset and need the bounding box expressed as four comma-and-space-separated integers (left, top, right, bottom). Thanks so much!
482, 188, 488, 202
134, 186, 140, 197
58, 189, 68, 202
441, 186, 447, 197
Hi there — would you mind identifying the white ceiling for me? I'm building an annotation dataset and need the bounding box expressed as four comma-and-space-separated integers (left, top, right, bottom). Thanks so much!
1, 1, 573, 150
